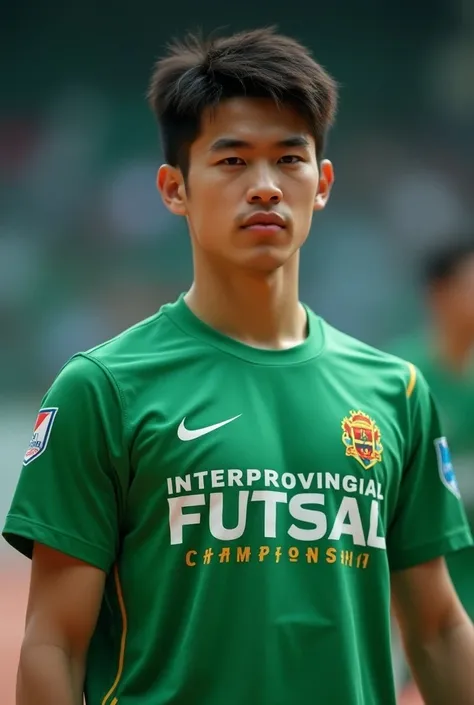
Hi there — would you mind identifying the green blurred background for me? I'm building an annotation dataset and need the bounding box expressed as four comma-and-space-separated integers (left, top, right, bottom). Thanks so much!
1, 1, 474, 698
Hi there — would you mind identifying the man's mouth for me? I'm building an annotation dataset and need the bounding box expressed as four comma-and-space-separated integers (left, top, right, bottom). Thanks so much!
241, 212, 287, 232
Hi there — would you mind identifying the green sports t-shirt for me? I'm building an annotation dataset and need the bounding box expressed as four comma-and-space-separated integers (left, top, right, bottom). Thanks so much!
388, 332, 474, 619
3, 297, 473, 705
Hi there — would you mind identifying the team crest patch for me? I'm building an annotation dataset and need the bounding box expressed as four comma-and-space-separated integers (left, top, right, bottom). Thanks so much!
23, 407, 58, 466
342, 410, 383, 470
434, 437, 460, 499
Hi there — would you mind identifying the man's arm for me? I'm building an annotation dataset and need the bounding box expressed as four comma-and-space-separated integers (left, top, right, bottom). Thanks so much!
392, 556, 474, 705
17, 542, 106, 705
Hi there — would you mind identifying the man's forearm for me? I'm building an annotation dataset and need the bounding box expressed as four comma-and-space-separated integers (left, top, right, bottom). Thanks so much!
406, 618, 474, 705
17, 642, 84, 705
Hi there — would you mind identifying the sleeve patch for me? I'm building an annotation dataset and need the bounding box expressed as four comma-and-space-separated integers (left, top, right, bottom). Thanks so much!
434, 436, 461, 500
23, 408, 59, 466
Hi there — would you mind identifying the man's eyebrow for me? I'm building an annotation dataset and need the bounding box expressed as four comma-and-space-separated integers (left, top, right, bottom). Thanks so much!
209, 135, 311, 152
276, 136, 311, 148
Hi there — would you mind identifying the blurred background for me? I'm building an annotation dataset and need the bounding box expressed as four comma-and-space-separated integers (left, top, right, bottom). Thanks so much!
1, 0, 474, 701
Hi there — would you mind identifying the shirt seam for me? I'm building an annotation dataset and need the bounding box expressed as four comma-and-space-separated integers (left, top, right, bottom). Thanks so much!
75, 353, 130, 450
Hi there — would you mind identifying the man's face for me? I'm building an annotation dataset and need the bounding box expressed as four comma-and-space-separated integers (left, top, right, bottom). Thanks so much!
158, 97, 334, 272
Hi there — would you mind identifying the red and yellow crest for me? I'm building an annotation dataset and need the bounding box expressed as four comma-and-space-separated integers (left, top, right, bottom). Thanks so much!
341, 410, 383, 470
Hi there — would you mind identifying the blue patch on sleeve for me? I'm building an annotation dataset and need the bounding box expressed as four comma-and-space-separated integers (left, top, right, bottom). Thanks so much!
434, 437, 461, 499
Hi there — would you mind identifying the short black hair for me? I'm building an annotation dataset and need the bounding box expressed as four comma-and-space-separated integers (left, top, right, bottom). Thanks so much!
423, 239, 474, 287
147, 27, 338, 175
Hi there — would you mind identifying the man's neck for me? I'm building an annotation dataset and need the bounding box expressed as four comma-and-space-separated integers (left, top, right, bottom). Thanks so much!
185, 254, 307, 350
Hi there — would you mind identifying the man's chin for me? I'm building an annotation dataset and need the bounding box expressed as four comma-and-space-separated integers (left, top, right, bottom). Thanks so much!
237, 245, 298, 273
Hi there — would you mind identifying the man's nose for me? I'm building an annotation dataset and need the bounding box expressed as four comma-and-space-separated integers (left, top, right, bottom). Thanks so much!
246, 167, 283, 204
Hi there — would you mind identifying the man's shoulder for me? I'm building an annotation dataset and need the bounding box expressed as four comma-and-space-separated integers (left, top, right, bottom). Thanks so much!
84, 299, 190, 368
85, 314, 154, 362
322, 319, 413, 370
320, 319, 419, 398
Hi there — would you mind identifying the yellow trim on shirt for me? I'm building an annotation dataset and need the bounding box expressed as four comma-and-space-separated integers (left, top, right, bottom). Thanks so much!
101, 564, 127, 705
406, 362, 417, 399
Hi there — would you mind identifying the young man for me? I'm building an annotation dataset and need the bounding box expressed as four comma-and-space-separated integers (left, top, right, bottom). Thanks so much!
3, 28, 474, 705
389, 240, 474, 704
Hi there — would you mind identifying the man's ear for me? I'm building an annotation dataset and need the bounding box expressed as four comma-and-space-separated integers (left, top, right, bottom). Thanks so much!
157, 164, 187, 216
314, 159, 334, 212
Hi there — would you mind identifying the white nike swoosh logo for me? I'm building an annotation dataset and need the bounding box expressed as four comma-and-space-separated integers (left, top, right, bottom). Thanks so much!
177, 414, 241, 441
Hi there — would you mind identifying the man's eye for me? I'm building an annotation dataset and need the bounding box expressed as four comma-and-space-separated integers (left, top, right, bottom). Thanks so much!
279, 155, 303, 164
219, 157, 245, 166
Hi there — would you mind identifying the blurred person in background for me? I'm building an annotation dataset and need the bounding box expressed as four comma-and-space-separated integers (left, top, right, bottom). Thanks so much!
3, 27, 474, 705
390, 239, 474, 705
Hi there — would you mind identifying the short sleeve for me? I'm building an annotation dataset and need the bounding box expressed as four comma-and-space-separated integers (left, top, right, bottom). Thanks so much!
387, 365, 473, 572
2, 354, 129, 572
